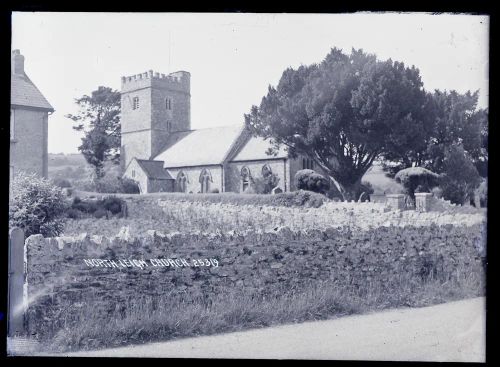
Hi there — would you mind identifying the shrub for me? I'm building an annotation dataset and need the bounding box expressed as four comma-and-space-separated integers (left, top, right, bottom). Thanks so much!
262, 171, 280, 194
440, 145, 482, 205
358, 181, 374, 201
431, 186, 443, 199
52, 178, 72, 188
208, 188, 220, 194
94, 175, 122, 193
101, 197, 124, 215
66, 208, 82, 219
9, 172, 67, 237
395, 167, 440, 200
74, 174, 140, 194
325, 185, 342, 200
93, 209, 108, 219
474, 179, 487, 208
120, 177, 140, 194
273, 190, 327, 208
72, 200, 98, 214
295, 169, 330, 194
69, 196, 124, 218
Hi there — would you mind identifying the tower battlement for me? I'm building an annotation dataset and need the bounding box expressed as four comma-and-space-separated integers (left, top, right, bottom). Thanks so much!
121, 70, 190, 93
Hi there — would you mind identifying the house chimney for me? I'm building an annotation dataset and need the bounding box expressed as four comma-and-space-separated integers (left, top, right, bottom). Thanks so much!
11, 49, 24, 75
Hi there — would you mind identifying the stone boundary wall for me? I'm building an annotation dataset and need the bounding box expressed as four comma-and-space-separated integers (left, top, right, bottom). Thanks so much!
24, 224, 486, 338
124, 197, 486, 231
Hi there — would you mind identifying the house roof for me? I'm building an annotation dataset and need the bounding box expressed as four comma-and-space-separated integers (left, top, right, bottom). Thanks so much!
153, 124, 246, 168
11, 73, 54, 111
231, 135, 288, 161
136, 159, 174, 179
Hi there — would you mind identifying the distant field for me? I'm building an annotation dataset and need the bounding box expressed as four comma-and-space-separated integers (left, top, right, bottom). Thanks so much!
362, 164, 402, 194
48, 153, 120, 181
48, 153, 86, 167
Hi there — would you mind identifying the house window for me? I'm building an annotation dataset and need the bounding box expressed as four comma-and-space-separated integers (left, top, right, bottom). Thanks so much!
177, 171, 188, 193
200, 169, 212, 193
133, 96, 140, 110
241, 166, 251, 193
10, 109, 14, 139
166, 98, 172, 110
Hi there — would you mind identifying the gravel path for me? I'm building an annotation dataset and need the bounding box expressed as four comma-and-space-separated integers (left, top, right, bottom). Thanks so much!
55, 297, 485, 361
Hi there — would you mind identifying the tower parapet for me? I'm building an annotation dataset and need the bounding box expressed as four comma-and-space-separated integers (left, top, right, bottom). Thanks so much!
121, 70, 190, 94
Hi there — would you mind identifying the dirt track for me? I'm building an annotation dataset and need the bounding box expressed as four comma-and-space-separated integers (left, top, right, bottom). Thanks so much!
56, 297, 485, 361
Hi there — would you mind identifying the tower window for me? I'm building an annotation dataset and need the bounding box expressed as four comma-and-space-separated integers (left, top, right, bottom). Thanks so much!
166, 121, 172, 132
133, 96, 140, 110
166, 98, 172, 110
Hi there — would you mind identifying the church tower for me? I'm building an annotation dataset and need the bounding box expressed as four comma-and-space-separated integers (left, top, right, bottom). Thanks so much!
120, 70, 191, 170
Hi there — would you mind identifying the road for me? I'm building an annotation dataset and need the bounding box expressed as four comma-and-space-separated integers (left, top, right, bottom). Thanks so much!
55, 297, 485, 361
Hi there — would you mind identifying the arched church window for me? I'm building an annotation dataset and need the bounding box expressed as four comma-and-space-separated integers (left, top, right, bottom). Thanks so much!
133, 96, 140, 110
262, 164, 272, 177
199, 169, 212, 193
166, 98, 172, 110
177, 171, 188, 193
302, 157, 314, 170
241, 166, 251, 193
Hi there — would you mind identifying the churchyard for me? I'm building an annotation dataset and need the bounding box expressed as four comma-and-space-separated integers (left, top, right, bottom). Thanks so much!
9, 181, 486, 353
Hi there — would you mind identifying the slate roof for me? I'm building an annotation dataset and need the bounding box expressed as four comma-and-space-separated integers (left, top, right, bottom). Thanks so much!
11, 73, 54, 111
153, 124, 246, 168
136, 159, 174, 179
231, 135, 288, 161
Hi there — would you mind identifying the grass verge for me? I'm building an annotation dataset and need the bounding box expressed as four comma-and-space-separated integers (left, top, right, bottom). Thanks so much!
41, 265, 484, 354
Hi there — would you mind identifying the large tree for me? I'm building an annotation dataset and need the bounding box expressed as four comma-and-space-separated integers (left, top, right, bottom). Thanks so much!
383, 90, 488, 177
66, 86, 121, 178
245, 48, 430, 200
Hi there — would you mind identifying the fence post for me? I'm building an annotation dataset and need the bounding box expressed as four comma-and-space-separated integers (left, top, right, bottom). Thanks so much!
8, 227, 25, 337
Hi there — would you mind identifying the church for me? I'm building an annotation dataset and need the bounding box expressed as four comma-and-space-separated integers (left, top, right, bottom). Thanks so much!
121, 69, 320, 194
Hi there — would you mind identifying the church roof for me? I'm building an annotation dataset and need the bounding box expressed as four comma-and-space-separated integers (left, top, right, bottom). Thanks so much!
231, 135, 288, 161
154, 124, 246, 168
11, 73, 54, 111
136, 159, 174, 179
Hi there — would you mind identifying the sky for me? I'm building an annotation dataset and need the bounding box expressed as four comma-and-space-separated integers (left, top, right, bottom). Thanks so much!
12, 12, 489, 154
